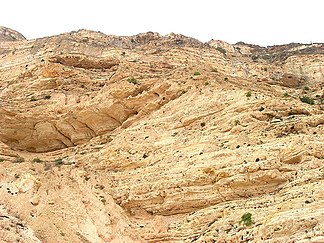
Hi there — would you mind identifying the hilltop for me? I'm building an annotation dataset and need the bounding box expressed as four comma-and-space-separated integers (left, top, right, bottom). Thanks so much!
0, 28, 323, 242
0, 26, 26, 42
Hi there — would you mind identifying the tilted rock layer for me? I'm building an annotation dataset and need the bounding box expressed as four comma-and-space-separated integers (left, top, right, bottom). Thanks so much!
0, 27, 324, 242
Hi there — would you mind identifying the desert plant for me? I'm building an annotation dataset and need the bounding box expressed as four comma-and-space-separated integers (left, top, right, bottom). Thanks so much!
304, 86, 310, 91
216, 46, 226, 55
30, 97, 37, 101
283, 92, 289, 98
44, 95, 51, 100
33, 158, 43, 163
234, 120, 240, 126
246, 91, 252, 97
14, 156, 25, 163
211, 68, 218, 72
300, 96, 314, 105
204, 81, 209, 86
224, 77, 228, 81
54, 158, 63, 166
241, 213, 252, 226
128, 77, 139, 85
193, 71, 201, 76
0, 158, 4, 162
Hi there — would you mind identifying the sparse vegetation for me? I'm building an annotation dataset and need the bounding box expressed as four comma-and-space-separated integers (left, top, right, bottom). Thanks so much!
300, 96, 314, 105
283, 92, 290, 98
13, 156, 25, 163
0, 158, 4, 162
128, 77, 139, 85
224, 77, 228, 81
193, 71, 201, 76
211, 68, 218, 72
246, 91, 252, 97
54, 158, 63, 166
216, 46, 227, 55
44, 95, 51, 100
33, 157, 43, 163
234, 120, 240, 126
30, 96, 37, 101
241, 213, 253, 226
204, 81, 209, 86
304, 86, 310, 91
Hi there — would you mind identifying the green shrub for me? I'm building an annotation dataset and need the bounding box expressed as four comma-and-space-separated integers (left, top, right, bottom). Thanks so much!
204, 81, 209, 86
283, 92, 289, 98
300, 96, 314, 105
44, 95, 51, 100
33, 158, 43, 163
193, 71, 201, 76
241, 213, 252, 226
128, 77, 139, 85
211, 68, 218, 72
0, 158, 4, 162
234, 120, 240, 126
224, 77, 228, 81
30, 97, 37, 102
54, 158, 63, 166
246, 91, 252, 97
216, 46, 226, 55
304, 86, 310, 91
14, 156, 25, 163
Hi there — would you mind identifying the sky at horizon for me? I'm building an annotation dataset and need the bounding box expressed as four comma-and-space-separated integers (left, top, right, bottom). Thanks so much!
1, 0, 323, 46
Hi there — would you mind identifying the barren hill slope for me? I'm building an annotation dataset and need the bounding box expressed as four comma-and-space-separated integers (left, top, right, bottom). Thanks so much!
0, 28, 324, 242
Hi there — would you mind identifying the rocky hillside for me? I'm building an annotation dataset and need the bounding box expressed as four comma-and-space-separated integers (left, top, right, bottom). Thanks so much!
0, 26, 26, 42
0, 28, 323, 242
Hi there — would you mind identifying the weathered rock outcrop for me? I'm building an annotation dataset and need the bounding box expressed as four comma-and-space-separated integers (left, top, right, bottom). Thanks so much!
49, 54, 120, 70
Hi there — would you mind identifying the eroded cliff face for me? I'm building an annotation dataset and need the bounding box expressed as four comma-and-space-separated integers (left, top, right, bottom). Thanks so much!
0, 28, 324, 242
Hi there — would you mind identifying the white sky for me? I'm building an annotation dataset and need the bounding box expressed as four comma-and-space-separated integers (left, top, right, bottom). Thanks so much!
1, 0, 323, 46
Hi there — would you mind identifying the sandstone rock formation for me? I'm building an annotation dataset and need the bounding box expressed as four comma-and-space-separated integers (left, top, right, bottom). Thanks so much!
0, 27, 323, 242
